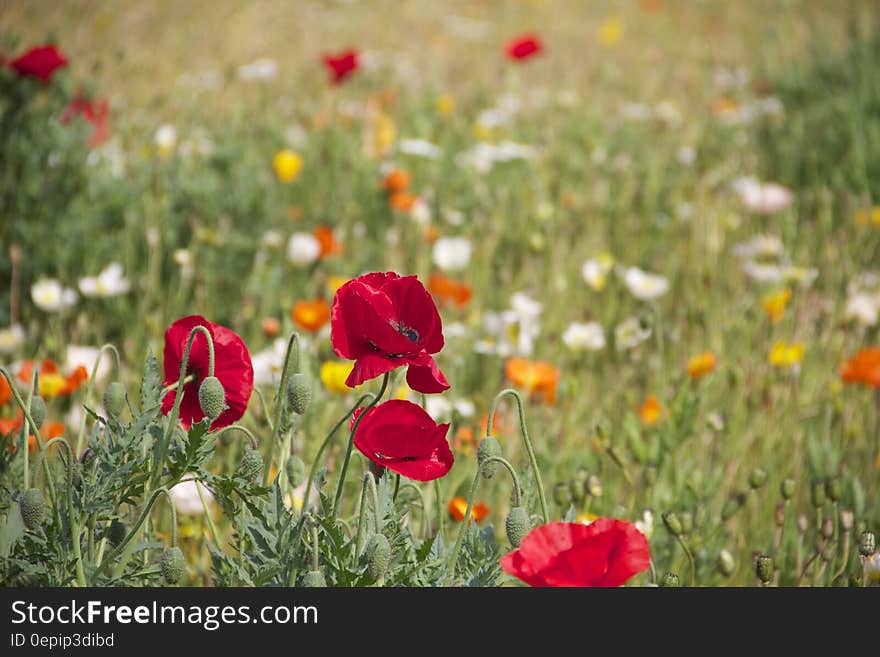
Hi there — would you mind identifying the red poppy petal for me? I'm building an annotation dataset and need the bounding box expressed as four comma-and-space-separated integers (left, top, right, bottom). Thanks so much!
346, 353, 401, 388
405, 357, 450, 394
382, 275, 445, 354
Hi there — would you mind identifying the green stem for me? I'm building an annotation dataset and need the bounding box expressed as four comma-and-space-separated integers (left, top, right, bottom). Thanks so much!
43, 437, 86, 587
194, 477, 219, 547
253, 387, 274, 436
487, 388, 549, 524
676, 535, 696, 587
75, 343, 121, 455
398, 482, 428, 539
20, 368, 35, 490
434, 479, 444, 539
446, 465, 481, 583
310, 521, 320, 571
366, 472, 381, 534
266, 333, 298, 486
332, 373, 389, 517
354, 475, 371, 558
217, 424, 259, 450
160, 373, 195, 396
482, 455, 523, 506
151, 325, 215, 488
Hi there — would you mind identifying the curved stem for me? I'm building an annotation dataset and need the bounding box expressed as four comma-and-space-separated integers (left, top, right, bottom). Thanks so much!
310, 521, 320, 571
332, 373, 389, 517
676, 535, 696, 587
487, 388, 549, 523
217, 424, 259, 450
74, 343, 121, 455
44, 437, 86, 587
151, 325, 215, 488
253, 387, 274, 435
446, 465, 481, 583
193, 477, 219, 547
398, 482, 428, 539
266, 333, 298, 486
20, 368, 36, 490
482, 455, 523, 506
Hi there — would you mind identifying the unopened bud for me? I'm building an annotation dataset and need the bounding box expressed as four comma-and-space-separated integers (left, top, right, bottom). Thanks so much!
660, 571, 680, 587
103, 382, 127, 417
570, 468, 588, 503
237, 446, 263, 483
160, 546, 185, 584
748, 468, 767, 490
19, 488, 46, 530
780, 478, 795, 500
505, 507, 530, 547
29, 396, 47, 430
286, 455, 306, 488
717, 549, 735, 577
859, 532, 876, 557
721, 493, 746, 521
755, 554, 774, 583
810, 480, 826, 507
821, 516, 834, 540
553, 482, 571, 506
365, 534, 391, 580
286, 373, 312, 415
198, 376, 226, 421
586, 474, 602, 498
797, 514, 808, 533
477, 436, 502, 479
840, 509, 854, 532
662, 511, 683, 537
825, 477, 842, 503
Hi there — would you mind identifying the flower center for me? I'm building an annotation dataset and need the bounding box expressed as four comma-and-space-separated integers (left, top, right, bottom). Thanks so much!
390, 319, 420, 343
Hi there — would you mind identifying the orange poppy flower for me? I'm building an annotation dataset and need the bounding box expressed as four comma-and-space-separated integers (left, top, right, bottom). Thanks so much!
18, 360, 88, 398
389, 192, 417, 212
261, 317, 281, 337
687, 351, 717, 379
0, 376, 11, 406
448, 497, 490, 523
639, 395, 665, 426
478, 408, 512, 438
428, 273, 472, 307
291, 299, 331, 333
452, 426, 476, 454
314, 225, 343, 258
382, 169, 411, 193
424, 225, 440, 243
1, 409, 62, 453
840, 348, 880, 388
504, 357, 559, 404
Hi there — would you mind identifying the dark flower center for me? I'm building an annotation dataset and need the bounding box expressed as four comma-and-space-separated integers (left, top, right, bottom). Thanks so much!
390, 319, 420, 343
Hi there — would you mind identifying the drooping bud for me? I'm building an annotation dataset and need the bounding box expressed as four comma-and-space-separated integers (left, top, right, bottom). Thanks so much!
810, 480, 826, 507
19, 488, 46, 530
660, 571, 680, 587
748, 468, 767, 490
553, 482, 571, 507
365, 534, 391, 580
662, 511, 683, 537
198, 376, 226, 421
586, 474, 603, 498
825, 477, 842, 503
505, 507, 530, 547
721, 493, 746, 521
570, 468, 588, 503
755, 554, 774, 584
237, 446, 264, 483
302, 570, 327, 587
107, 520, 127, 547
859, 532, 876, 557
717, 549, 735, 577
103, 382, 127, 417
286, 455, 306, 488
780, 478, 795, 500
286, 373, 312, 415
29, 396, 47, 430
160, 546, 185, 584
477, 436, 502, 479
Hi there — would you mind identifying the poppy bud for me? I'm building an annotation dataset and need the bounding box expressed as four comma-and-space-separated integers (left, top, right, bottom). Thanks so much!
198, 376, 226, 421
797, 514, 808, 534
825, 477, 842, 503
570, 468, 588, 503
662, 511, 683, 537
286, 373, 312, 415
79, 447, 95, 466
477, 436, 502, 479
859, 532, 875, 557
107, 519, 127, 547
237, 446, 263, 483
717, 549, 735, 577
840, 509, 854, 532
721, 493, 746, 521
810, 480, 826, 507
821, 516, 834, 540
748, 468, 767, 490
505, 506, 530, 547
780, 478, 795, 500
553, 482, 571, 506
103, 382, 127, 417
365, 534, 391, 580
30, 396, 47, 430
586, 474, 602, 498
755, 554, 773, 584
660, 571, 680, 587
286, 455, 306, 488
160, 546, 185, 584
19, 488, 46, 530
302, 570, 327, 587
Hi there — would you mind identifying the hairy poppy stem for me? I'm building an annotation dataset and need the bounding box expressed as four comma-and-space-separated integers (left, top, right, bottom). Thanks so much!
267, 333, 299, 486
398, 482, 428, 539
332, 372, 389, 518
487, 388, 549, 524
481, 455, 523, 506
216, 424, 259, 450
193, 476, 219, 547
74, 343, 121, 456
446, 465, 482, 583
354, 474, 371, 558
41, 437, 86, 587
151, 325, 215, 489
676, 535, 696, 587
20, 368, 36, 491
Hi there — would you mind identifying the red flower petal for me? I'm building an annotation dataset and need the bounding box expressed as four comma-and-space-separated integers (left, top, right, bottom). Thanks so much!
10, 45, 68, 82
405, 355, 450, 394
505, 34, 543, 61
323, 49, 359, 84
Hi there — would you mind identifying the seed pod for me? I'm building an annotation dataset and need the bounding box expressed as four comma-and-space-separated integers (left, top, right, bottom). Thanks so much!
748, 468, 767, 490
721, 493, 746, 521
662, 511, 683, 537
160, 547, 185, 584
237, 447, 263, 483
660, 571, 680, 587
570, 468, 588, 503
586, 474, 602, 498
505, 507, 530, 547
29, 396, 47, 430
302, 570, 327, 587
840, 509, 854, 532
859, 532, 876, 557
286, 455, 306, 488
821, 516, 834, 540
755, 554, 774, 584
365, 534, 391, 580
286, 373, 312, 415
717, 549, 735, 577
477, 436, 502, 479
796, 514, 808, 533
19, 488, 46, 530
198, 376, 226, 421
553, 482, 571, 506
107, 520, 128, 547
810, 480, 826, 507
825, 477, 842, 503
780, 478, 795, 500
103, 382, 127, 417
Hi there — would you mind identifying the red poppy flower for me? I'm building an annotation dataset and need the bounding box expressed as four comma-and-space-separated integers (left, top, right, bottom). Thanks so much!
61, 96, 110, 147
322, 49, 359, 84
10, 45, 68, 82
505, 34, 543, 61
161, 315, 254, 431
840, 347, 880, 388
330, 272, 449, 393
351, 400, 453, 481
500, 519, 650, 587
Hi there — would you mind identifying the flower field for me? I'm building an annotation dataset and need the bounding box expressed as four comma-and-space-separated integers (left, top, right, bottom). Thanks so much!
1, 0, 879, 587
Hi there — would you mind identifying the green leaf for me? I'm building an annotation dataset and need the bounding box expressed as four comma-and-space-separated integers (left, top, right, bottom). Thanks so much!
0, 509, 25, 558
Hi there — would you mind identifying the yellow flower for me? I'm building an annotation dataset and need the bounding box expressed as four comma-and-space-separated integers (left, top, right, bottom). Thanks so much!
855, 207, 880, 226
577, 512, 598, 525
436, 94, 455, 116
597, 17, 624, 46
768, 341, 804, 368
639, 395, 665, 426
762, 287, 792, 324
320, 361, 355, 394
326, 276, 349, 295
472, 121, 496, 142
687, 351, 717, 379
39, 373, 69, 397
392, 385, 409, 400
273, 150, 303, 183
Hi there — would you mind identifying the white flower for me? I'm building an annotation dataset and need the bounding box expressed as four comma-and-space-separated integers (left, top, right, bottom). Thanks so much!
169, 477, 215, 516
286, 232, 321, 267
237, 58, 278, 81
397, 138, 441, 159
65, 345, 112, 382
0, 324, 25, 354
251, 338, 289, 386
31, 279, 77, 312
581, 255, 614, 292
432, 237, 472, 271
262, 230, 283, 249
781, 266, 818, 288
78, 263, 131, 298
845, 293, 880, 326
614, 317, 652, 350
510, 292, 542, 319
733, 177, 793, 214
562, 322, 605, 351
444, 321, 469, 339
173, 249, 192, 267
410, 198, 432, 226
733, 234, 784, 259
155, 124, 177, 155
453, 399, 475, 418
741, 261, 783, 283
424, 396, 453, 422
677, 146, 696, 166
623, 267, 669, 301
635, 510, 654, 540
